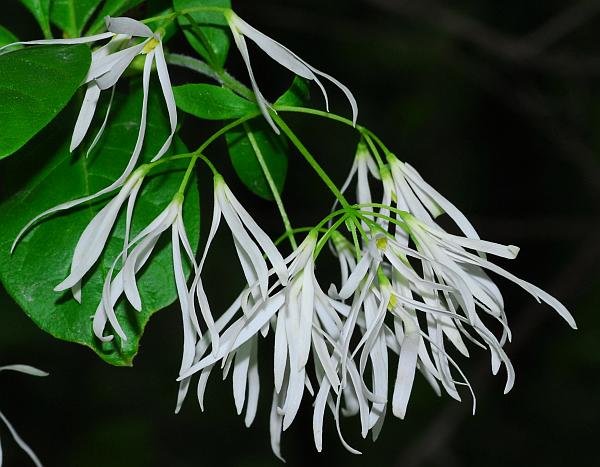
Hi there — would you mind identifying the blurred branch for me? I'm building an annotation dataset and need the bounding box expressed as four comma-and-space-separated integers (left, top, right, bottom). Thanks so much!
446, 54, 600, 198
364, 0, 600, 75
395, 225, 600, 467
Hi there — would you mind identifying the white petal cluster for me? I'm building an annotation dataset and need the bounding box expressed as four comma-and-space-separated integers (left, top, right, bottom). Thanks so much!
11, 17, 177, 255
174, 149, 575, 458
225, 11, 358, 133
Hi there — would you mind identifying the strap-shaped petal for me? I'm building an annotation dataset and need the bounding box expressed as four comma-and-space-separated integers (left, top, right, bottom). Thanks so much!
105, 16, 153, 37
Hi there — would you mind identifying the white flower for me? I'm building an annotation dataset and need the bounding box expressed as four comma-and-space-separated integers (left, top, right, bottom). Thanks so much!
175, 176, 291, 421
225, 10, 358, 133
176, 232, 348, 458
386, 153, 480, 240
93, 195, 183, 342
10, 17, 177, 254
53, 166, 146, 302
405, 215, 577, 330
0, 364, 48, 467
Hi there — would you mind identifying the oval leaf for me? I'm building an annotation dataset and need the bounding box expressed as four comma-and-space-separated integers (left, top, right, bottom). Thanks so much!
0, 44, 91, 160
226, 120, 288, 200
174, 83, 258, 120
0, 87, 200, 366
275, 76, 311, 108
173, 0, 231, 67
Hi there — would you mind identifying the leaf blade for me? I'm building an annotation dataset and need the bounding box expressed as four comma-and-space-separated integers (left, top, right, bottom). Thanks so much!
0, 44, 91, 160
0, 87, 200, 366
226, 120, 288, 200
173, 0, 231, 68
173, 83, 258, 120
50, 0, 103, 37
19, 0, 52, 39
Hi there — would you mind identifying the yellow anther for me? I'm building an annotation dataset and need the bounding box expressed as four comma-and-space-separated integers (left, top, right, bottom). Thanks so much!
142, 37, 160, 55
388, 294, 397, 311
376, 237, 388, 251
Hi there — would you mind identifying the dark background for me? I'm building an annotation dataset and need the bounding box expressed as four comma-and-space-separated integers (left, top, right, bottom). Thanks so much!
1, 0, 599, 466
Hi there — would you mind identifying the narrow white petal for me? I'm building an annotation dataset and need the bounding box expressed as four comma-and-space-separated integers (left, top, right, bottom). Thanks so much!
451, 249, 577, 329
232, 340, 252, 415
224, 184, 289, 285
70, 82, 101, 152
309, 66, 358, 126
151, 44, 177, 162
0, 365, 48, 377
313, 377, 331, 452
0, 33, 113, 53
269, 390, 285, 462
403, 162, 480, 239
392, 320, 419, 419
86, 85, 116, 157
228, 26, 279, 133
232, 15, 315, 79
336, 253, 372, 299
178, 293, 285, 379
273, 306, 288, 393
172, 226, 196, 375
297, 263, 315, 369
282, 367, 306, 430
95, 42, 146, 90
217, 185, 269, 298
244, 338, 260, 427
105, 16, 153, 37
0, 410, 43, 467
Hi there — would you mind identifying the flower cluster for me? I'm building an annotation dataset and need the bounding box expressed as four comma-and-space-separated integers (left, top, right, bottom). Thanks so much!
5, 10, 576, 461
172, 144, 575, 458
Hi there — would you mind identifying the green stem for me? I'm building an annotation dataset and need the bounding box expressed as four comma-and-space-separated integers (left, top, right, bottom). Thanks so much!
275, 105, 389, 167
271, 113, 351, 209
142, 6, 229, 25
274, 105, 355, 127
177, 112, 261, 194
216, 70, 256, 101
243, 122, 297, 248
362, 133, 386, 170
165, 54, 256, 102
165, 53, 221, 82
182, 13, 221, 70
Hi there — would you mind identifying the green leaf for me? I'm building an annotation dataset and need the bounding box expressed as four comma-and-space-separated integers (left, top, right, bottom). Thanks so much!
0, 45, 91, 160
18, 0, 52, 39
275, 77, 311, 108
173, 0, 231, 68
226, 121, 288, 200
0, 25, 18, 47
86, 0, 145, 34
0, 87, 200, 366
50, 0, 103, 37
174, 83, 258, 120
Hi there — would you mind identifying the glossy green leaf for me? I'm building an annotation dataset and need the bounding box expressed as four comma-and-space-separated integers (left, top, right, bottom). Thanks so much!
0, 25, 18, 47
18, 0, 52, 39
0, 45, 91, 160
0, 87, 200, 366
50, 0, 103, 37
226, 120, 288, 200
86, 0, 145, 34
174, 83, 258, 120
275, 77, 311, 108
173, 0, 231, 68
